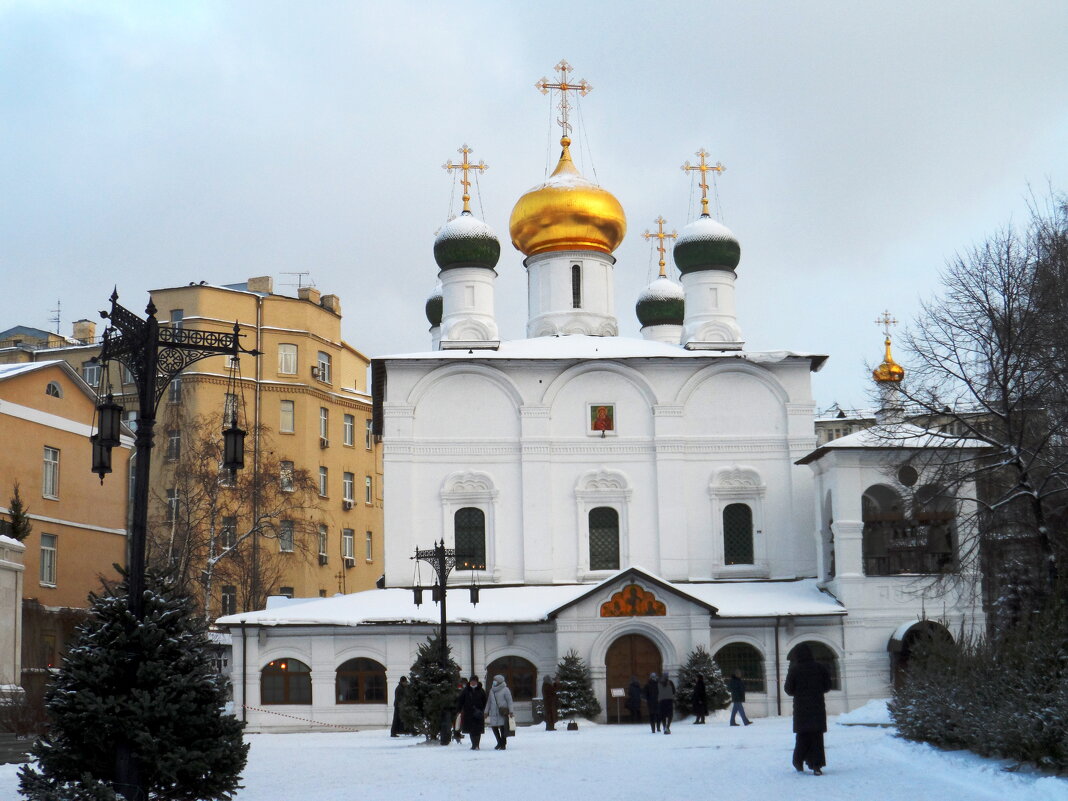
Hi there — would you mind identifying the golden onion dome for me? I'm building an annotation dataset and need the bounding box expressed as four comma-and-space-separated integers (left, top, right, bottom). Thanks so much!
873, 336, 905, 383
509, 137, 626, 257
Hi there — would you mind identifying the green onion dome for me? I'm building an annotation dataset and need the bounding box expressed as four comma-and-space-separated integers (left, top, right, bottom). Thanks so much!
425, 284, 443, 327
672, 215, 741, 275
635, 276, 685, 327
433, 211, 501, 270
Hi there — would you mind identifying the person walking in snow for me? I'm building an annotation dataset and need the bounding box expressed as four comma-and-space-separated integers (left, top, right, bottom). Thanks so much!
643, 673, 660, 732
542, 674, 558, 731
485, 674, 514, 750
728, 670, 752, 726
784, 644, 832, 775
692, 674, 709, 724
657, 672, 676, 734
457, 675, 487, 750
390, 675, 409, 737
626, 676, 643, 724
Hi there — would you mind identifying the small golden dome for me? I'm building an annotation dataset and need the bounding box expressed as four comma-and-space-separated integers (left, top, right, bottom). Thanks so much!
873, 336, 905, 383
509, 137, 626, 257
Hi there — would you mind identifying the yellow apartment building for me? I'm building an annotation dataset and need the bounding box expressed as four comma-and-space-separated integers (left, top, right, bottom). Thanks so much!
0, 361, 131, 674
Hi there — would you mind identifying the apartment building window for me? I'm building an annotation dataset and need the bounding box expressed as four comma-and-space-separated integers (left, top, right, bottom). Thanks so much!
165, 488, 180, 523
319, 408, 329, 441
365, 531, 373, 562
278, 586, 294, 598
343, 472, 354, 502
365, 476, 373, 504
221, 516, 237, 549
279, 520, 294, 553
319, 466, 329, 497
40, 534, 57, 586
82, 361, 101, 387
318, 525, 328, 557
42, 447, 60, 499
170, 309, 184, 329
342, 529, 355, 560
168, 376, 182, 404
220, 585, 237, 616
278, 343, 297, 375
343, 414, 355, 446
123, 409, 138, 432
45, 381, 62, 398
365, 419, 374, 450
280, 461, 294, 492
166, 429, 181, 461
122, 365, 135, 385
316, 351, 332, 383
280, 400, 295, 434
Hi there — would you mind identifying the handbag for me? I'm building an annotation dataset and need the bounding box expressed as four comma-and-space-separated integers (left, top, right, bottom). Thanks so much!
506, 712, 517, 734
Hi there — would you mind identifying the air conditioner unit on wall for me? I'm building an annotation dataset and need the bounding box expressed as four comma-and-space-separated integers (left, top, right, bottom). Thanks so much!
318, 554, 328, 566
342, 500, 353, 510
319, 437, 329, 448
343, 557, 355, 568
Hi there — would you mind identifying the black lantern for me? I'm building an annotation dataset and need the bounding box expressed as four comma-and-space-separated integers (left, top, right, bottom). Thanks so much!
222, 420, 246, 472
96, 393, 124, 449
90, 434, 112, 479
413, 586, 423, 606
469, 585, 480, 605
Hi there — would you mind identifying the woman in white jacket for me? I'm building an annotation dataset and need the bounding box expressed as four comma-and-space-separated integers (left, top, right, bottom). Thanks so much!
484, 674, 514, 750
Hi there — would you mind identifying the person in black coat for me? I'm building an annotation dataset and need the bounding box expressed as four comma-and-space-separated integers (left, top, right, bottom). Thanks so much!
457, 675, 488, 750
691, 674, 709, 724
784, 644, 832, 774
542, 674, 558, 731
390, 676, 409, 737
643, 673, 660, 732
728, 670, 752, 726
625, 676, 642, 724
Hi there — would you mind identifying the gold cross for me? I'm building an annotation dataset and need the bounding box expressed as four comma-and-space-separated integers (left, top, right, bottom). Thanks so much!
681, 148, 726, 217
442, 144, 488, 214
642, 216, 678, 277
874, 310, 898, 337
536, 59, 592, 142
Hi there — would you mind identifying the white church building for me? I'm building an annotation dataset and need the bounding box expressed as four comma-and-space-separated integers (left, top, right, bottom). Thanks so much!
218, 94, 985, 733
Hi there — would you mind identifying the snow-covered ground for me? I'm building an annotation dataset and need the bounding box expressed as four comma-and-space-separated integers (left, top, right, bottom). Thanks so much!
2, 707, 1065, 801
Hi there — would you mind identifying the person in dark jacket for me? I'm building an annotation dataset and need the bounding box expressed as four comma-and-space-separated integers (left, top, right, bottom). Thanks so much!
390, 676, 409, 737
542, 674, 558, 731
643, 673, 660, 732
691, 674, 709, 724
457, 675, 487, 750
657, 672, 676, 734
728, 670, 752, 726
626, 676, 642, 723
453, 678, 469, 742
784, 644, 832, 774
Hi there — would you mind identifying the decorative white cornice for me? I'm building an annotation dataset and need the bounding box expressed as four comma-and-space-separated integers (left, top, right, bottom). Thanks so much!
440, 470, 498, 499
653, 405, 684, 417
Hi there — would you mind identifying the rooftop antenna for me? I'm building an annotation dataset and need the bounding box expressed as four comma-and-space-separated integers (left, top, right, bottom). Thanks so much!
280, 272, 315, 290
49, 299, 61, 334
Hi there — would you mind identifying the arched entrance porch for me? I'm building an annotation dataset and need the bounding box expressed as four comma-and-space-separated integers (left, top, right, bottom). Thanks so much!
888, 620, 953, 689
604, 633, 662, 723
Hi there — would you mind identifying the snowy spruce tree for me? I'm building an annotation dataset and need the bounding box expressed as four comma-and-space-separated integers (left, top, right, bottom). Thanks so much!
19, 570, 247, 801
5, 482, 32, 541
555, 649, 601, 721
675, 645, 730, 718
399, 633, 461, 743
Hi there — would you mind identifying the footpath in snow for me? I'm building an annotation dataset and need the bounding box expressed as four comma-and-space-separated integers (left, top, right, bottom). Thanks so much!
1, 708, 1065, 801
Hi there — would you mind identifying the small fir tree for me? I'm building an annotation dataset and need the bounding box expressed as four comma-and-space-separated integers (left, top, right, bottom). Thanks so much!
675, 645, 730, 718
19, 569, 248, 801
6, 482, 32, 542
399, 633, 462, 743
555, 649, 601, 720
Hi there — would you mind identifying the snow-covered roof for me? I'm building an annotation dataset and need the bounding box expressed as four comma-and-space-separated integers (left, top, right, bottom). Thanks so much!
0, 362, 53, 380
378, 334, 827, 371
797, 422, 990, 465
215, 575, 843, 628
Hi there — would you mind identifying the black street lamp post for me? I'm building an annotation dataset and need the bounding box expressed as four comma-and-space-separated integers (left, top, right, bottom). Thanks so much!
412, 540, 457, 746
94, 291, 257, 801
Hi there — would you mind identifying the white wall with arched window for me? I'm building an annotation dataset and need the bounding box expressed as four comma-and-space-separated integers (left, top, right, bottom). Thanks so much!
575, 468, 631, 579
440, 470, 498, 580
708, 466, 767, 578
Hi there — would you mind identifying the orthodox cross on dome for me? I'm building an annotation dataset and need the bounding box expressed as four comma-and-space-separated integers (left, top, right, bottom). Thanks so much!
442, 144, 488, 215
874, 309, 898, 338
536, 59, 592, 144
642, 216, 678, 277
681, 148, 726, 217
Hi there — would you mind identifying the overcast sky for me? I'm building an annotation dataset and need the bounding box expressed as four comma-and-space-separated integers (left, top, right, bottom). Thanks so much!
2, 1, 1066, 411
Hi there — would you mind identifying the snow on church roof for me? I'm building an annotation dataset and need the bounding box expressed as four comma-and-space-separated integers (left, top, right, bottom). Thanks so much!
215, 577, 843, 628
380, 334, 828, 371
797, 422, 990, 465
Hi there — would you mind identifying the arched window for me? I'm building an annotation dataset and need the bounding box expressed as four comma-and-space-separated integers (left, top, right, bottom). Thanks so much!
714, 642, 765, 694
261, 658, 312, 705
723, 503, 753, 565
787, 641, 840, 691
455, 507, 486, 570
589, 507, 620, 571
913, 484, 956, 573
571, 264, 582, 308
45, 381, 62, 398
335, 658, 386, 704
486, 656, 537, 702
862, 485, 905, 576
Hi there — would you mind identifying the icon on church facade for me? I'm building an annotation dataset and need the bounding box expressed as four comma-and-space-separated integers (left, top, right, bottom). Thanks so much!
588, 403, 616, 435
